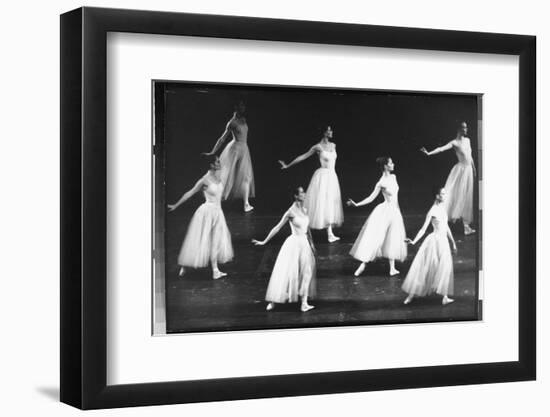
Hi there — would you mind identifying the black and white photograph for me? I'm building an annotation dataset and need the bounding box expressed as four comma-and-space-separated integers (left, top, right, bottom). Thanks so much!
153, 82, 482, 334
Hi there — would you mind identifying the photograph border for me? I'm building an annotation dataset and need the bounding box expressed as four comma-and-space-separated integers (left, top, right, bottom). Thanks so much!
60, 6, 536, 409
152, 79, 484, 335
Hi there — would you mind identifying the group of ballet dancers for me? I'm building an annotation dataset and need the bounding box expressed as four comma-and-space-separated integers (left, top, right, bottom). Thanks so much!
168, 102, 477, 313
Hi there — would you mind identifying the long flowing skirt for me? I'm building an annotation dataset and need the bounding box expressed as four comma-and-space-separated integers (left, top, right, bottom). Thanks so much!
402, 232, 454, 296
350, 202, 407, 262
177, 202, 234, 268
265, 235, 317, 303
304, 168, 344, 229
444, 161, 474, 223
220, 140, 255, 200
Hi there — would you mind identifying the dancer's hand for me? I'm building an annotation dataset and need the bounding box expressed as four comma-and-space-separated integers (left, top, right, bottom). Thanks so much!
278, 160, 288, 170
452, 243, 458, 254
419, 147, 429, 155
252, 239, 266, 246
167, 204, 177, 212
202, 151, 214, 156
346, 199, 357, 207
405, 238, 414, 245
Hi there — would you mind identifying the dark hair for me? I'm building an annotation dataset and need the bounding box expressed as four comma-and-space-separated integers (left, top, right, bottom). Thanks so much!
316, 125, 332, 136
292, 186, 305, 199
376, 156, 391, 172
456, 120, 467, 131
234, 100, 246, 111
432, 185, 445, 199
203, 154, 219, 168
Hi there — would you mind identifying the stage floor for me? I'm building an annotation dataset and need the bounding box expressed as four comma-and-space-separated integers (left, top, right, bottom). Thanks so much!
164, 209, 481, 333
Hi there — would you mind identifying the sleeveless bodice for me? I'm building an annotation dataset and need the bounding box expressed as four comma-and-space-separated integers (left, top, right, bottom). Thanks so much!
231, 119, 248, 143
203, 175, 223, 205
430, 204, 448, 234
319, 148, 337, 170
288, 206, 310, 236
453, 138, 473, 164
379, 175, 399, 204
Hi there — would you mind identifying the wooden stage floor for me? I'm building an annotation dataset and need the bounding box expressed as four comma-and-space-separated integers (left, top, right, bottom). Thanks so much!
163, 209, 481, 334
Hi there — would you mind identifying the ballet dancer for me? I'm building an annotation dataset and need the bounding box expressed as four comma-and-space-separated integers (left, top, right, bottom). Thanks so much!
420, 121, 476, 235
278, 126, 344, 243
168, 156, 234, 279
402, 187, 457, 305
252, 186, 316, 312
203, 101, 255, 212
347, 156, 407, 276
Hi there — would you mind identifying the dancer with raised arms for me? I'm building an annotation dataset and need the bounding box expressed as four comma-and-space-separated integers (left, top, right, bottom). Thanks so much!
252, 186, 317, 312
420, 121, 476, 235
168, 156, 234, 279
347, 156, 407, 277
278, 126, 344, 243
203, 101, 255, 212
402, 187, 457, 305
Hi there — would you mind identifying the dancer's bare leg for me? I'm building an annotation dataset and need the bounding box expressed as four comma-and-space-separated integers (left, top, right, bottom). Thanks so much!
211, 258, 227, 279
463, 220, 475, 235
178, 266, 185, 277
389, 259, 400, 276
327, 225, 340, 243
354, 262, 366, 276
301, 296, 314, 312
243, 180, 254, 212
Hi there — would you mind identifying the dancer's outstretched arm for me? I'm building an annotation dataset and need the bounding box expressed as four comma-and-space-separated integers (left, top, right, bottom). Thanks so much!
406, 211, 434, 245
446, 224, 458, 253
167, 177, 205, 212
278, 145, 319, 169
346, 183, 382, 207
420, 140, 455, 156
252, 212, 291, 245
203, 119, 233, 155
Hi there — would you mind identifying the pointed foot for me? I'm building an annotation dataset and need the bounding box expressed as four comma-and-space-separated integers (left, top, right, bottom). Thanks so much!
301, 304, 315, 312
442, 296, 455, 305
213, 270, 227, 280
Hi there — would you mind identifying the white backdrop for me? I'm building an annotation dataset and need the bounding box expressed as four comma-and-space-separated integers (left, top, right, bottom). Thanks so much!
0, 0, 545, 416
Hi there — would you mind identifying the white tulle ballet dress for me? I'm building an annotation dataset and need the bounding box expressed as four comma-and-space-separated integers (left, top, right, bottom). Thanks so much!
304, 147, 344, 229
177, 175, 234, 268
220, 119, 255, 200
402, 204, 454, 297
265, 206, 317, 303
444, 138, 475, 224
349, 174, 407, 262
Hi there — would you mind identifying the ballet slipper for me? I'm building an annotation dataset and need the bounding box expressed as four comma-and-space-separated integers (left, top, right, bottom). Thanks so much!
354, 263, 366, 276
244, 203, 254, 212
328, 235, 340, 243
403, 295, 414, 305
212, 270, 227, 280
301, 304, 315, 312
389, 268, 400, 276
266, 302, 275, 311
464, 226, 476, 235
442, 296, 455, 305
178, 267, 185, 277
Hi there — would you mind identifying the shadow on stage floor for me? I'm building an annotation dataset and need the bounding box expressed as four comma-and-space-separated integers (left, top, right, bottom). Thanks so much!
164, 207, 480, 334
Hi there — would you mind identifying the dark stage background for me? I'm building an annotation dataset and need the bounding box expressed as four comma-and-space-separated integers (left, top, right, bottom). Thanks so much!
161, 83, 479, 213
155, 82, 480, 333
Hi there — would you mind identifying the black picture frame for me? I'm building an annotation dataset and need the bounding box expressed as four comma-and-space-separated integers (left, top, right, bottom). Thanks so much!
60, 6, 536, 410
